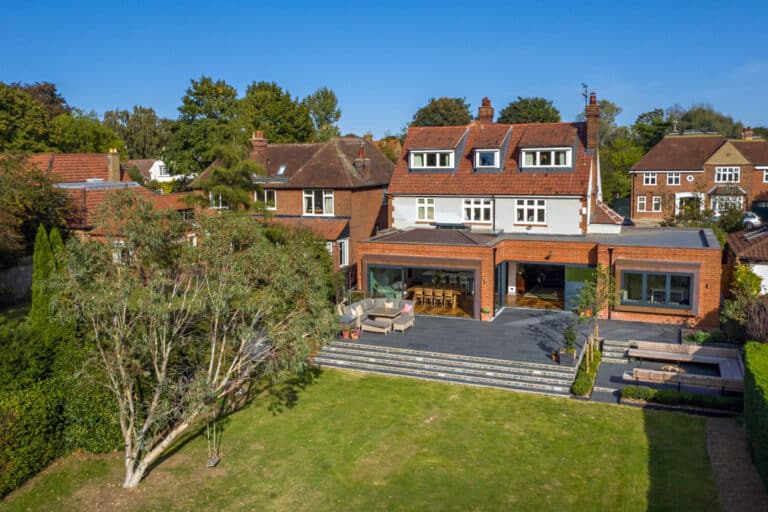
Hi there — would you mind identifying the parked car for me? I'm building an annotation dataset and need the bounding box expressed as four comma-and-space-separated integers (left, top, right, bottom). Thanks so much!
743, 211, 763, 229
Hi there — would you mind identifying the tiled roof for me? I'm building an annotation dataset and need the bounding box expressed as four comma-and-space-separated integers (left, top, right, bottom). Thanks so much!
387, 121, 592, 196
147, 192, 197, 211
369, 228, 495, 246
125, 159, 156, 180
198, 137, 394, 190
631, 135, 725, 171
727, 228, 768, 261
264, 216, 349, 241
27, 153, 130, 183
68, 187, 194, 230
730, 140, 768, 165
592, 200, 624, 225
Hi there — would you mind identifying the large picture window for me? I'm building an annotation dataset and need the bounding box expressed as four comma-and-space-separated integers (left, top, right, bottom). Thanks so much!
417, 198, 435, 221
715, 166, 740, 183
410, 150, 453, 169
515, 199, 546, 224
711, 195, 744, 213
303, 189, 334, 215
463, 198, 492, 223
621, 271, 692, 308
521, 148, 571, 168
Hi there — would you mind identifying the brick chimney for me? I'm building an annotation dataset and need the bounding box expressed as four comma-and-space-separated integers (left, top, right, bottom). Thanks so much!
478, 97, 494, 124
354, 139, 370, 177
249, 131, 268, 165
742, 126, 754, 140
107, 147, 121, 182
585, 92, 600, 151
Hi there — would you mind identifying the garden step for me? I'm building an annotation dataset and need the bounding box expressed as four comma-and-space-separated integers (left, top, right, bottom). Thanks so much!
322, 344, 575, 379
602, 357, 631, 365
315, 358, 571, 398
328, 341, 577, 373
314, 353, 573, 387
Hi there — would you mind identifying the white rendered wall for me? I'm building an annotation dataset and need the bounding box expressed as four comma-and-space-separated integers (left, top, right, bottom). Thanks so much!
494, 197, 582, 234
750, 263, 768, 294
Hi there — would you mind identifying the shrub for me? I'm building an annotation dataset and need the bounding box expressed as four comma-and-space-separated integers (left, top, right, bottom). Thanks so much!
0, 381, 64, 497
61, 376, 121, 453
621, 386, 743, 412
571, 349, 601, 396
745, 341, 768, 487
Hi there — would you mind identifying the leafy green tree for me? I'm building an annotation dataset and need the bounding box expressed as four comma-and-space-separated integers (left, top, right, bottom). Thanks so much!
196, 143, 264, 210
601, 133, 644, 199
103, 106, 170, 159
0, 155, 72, 257
51, 110, 126, 154
753, 127, 768, 140
575, 264, 617, 370
411, 97, 472, 127
30, 225, 54, 324
576, 98, 621, 146
54, 191, 337, 487
633, 109, 672, 151
164, 76, 242, 176
10, 81, 71, 119
304, 87, 341, 141
240, 81, 314, 143
497, 96, 560, 124
0, 83, 52, 152
681, 104, 743, 138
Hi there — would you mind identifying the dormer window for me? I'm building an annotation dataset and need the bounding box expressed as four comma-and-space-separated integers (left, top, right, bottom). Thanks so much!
410, 150, 453, 169
521, 148, 571, 168
474, 149, 500, 168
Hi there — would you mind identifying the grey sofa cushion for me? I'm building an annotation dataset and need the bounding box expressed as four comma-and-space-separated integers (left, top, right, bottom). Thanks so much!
373, 298, 386, 309
363, 298, 375, 310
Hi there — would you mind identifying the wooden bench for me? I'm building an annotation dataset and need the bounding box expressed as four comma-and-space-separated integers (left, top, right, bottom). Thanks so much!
623, 368, 744, 392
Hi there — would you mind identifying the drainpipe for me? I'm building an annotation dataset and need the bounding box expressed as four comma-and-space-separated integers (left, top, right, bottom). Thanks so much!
492, 195, 496, 233
607, 247, 614, 319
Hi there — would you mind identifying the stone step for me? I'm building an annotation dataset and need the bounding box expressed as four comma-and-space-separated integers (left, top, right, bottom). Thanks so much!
314, 352, 573, 387
602, 339, 630, 348
329, 341, 575, 373
602, 357, 630, 365
315, 358, 571, 397
322, 344, 576, 379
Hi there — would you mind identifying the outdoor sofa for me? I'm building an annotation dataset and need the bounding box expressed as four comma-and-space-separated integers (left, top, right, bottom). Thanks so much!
340, 297, 415, 334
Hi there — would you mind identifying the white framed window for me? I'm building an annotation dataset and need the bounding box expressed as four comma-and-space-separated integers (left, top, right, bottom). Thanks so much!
417, 198, 435, 221
338, 238, 349, 267
715, 166, 740, 183
158, 164, 169, 177
410, 150, 453, 169
652, 196, 662, 212
303, 189, 334, 216
637, 196, 647, 212
186, 233, 198, 246
643, 172, 657, 186
763, 170, 768, 183
515, 199, 546, 224
209, 192, 228, 210
474, 149, 500, 168
521, 148, 571, 168
255, 189, 277, 210
711, 196, 744, 213
667, 172, 680, 186
463, 198, 492, 223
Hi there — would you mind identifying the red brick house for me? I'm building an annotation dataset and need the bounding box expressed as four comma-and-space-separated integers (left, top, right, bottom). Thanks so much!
209, 134, 394, 274
630, 129, 768, 220
26, 150, 193, 234
355, 95, 722, 327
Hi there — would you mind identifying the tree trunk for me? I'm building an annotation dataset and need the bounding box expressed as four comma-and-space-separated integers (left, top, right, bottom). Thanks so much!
122, 415, 196, 488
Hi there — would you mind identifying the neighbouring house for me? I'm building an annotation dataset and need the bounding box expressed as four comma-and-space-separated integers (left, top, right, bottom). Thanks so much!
198, 134, 394, 277
26, 150, 194, 235
354, 94, 722, 327
630, 128, 768, 220
725, 227, 768, 294
125, 159, 178, 183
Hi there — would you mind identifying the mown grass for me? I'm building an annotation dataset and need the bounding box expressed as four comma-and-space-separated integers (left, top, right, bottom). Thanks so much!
2, 369, 720, 511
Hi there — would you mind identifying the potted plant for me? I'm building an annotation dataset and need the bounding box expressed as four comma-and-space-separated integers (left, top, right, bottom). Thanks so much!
341, 328, 351, 340
561, 322, 577, 365
480, 306, 492, 320
551, 349, 560, 363
350, 329, 361, 340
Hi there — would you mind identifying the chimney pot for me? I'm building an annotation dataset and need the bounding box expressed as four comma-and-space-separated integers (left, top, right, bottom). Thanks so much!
589, 92, 597, 105
478, 97, 494, 124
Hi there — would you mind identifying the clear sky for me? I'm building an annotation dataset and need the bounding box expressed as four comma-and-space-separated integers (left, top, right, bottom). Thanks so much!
2, 0, 766, 138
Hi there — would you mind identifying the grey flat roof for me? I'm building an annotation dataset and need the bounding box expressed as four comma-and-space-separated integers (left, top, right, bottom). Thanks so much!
367, 227, 720, 250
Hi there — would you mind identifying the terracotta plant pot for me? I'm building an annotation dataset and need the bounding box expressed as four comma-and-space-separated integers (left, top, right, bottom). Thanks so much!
350, 330, 360, 340
341, 330, 350, 340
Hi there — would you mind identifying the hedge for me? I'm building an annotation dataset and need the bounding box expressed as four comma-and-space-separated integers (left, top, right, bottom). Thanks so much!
571, 349, 601, 396
621, 385, 743, 412
744, 341, 768, 487
0, 380, 64, 498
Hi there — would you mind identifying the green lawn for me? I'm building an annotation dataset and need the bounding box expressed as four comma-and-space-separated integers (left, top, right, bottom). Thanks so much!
2, 369, 720, 511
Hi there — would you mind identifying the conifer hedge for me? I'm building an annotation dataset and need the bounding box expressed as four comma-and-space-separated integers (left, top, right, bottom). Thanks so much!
744, 341, 768, 487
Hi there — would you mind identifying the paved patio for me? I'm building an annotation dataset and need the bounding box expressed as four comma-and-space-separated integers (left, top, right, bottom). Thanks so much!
353, 308, 680, 366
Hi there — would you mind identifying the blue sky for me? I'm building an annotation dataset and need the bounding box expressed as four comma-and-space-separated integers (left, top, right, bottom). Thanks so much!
2, 0, 767, 138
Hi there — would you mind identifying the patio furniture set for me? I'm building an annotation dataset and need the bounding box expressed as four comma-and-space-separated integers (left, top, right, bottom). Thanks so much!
339, 297, 415, 335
